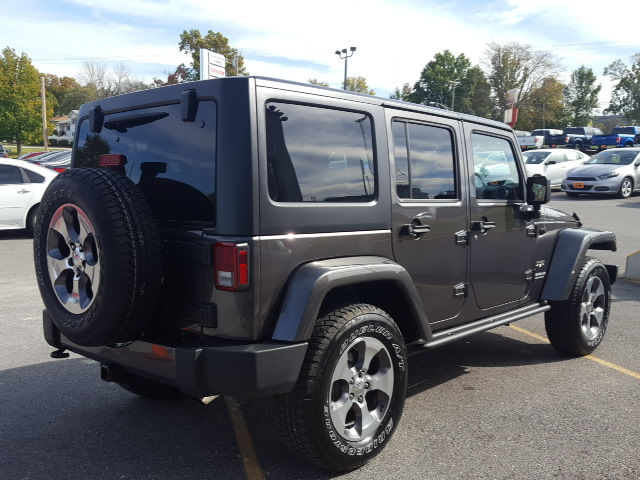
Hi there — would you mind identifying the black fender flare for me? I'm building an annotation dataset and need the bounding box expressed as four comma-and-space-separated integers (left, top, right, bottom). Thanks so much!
541, 228, 617, 302
271, 256, 430, 342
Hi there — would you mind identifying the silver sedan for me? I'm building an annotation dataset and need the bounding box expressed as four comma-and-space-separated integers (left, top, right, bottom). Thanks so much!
561, 148, 640, 198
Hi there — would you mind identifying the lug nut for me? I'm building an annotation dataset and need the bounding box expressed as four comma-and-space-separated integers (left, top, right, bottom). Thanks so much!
364, 382, 370, 389
358, 396, 363, 402
349, 378, 354, 384
349, 393, 354, 400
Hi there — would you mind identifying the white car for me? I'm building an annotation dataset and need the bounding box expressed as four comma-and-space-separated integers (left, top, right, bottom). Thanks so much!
0, 159, 59, 234
523, 148, 589, 187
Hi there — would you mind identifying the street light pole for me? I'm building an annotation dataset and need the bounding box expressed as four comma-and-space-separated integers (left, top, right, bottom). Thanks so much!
335, 47, 356, 90
449, 80, 460, 111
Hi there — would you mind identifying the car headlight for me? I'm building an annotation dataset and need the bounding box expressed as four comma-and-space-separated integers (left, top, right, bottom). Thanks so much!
598, 172, 619, 180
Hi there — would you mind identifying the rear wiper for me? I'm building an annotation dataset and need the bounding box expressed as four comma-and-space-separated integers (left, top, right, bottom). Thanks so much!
104, 112, 169, 132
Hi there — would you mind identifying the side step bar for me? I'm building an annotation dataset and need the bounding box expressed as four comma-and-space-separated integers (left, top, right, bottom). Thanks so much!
409, 303, 550, 354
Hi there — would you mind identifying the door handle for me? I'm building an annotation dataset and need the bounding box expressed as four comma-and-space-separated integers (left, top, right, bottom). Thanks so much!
400, 219, 431, 239
471, 218, 496, 234
17, 189, 30, 194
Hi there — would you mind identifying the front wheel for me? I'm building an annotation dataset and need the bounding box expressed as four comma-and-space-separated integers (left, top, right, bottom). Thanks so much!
545, 257, 611, 356
278, 304, 407, 472
617, 177, 633, 199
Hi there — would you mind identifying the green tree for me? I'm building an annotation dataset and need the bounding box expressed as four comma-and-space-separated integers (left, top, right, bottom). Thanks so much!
345, 76, 375, 95
390, 83, 412, 101
0, 47, 53, 154
604, 54, 640, 123
178, 29, 249, 81
409, 50, 471, 109
516, 77, 565, 131
484, 42, 560, 120
563, 66, 601, 126
457, 66, 492, 118
308, 78, 330, 87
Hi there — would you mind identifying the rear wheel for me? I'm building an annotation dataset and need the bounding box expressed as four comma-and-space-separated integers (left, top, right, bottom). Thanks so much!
26, 206, 38, 236
545, 257, 611, 356
617, 177, 633, 199
278, 304, 407, 472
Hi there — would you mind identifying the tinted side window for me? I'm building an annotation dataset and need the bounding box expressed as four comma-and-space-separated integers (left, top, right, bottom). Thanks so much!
472, 133, 523, 200
75, 101, 216, 224
392, 120, 457, 200
22, 169, 45, 183
265, 102, 375, 203
0, 165, 23, 184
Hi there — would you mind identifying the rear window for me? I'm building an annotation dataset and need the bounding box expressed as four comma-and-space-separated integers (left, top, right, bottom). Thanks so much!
564, 127, 584, 135
611, 127, 635, 135
265, 102, 375, 203
75, 101, 216, 224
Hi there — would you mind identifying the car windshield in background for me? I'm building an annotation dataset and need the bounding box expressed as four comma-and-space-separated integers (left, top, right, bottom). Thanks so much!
564, 127, 582, 134
586, 150, 637, 165
523, 151, 550, 164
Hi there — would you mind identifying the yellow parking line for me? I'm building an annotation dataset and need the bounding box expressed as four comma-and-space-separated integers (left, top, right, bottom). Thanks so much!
509, 325, 640, 380
225, 397, 266, 480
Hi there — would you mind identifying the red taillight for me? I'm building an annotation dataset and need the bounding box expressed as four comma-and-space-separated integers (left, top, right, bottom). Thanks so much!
53, 168, 66, 173
214, 242, 249, 291
565, 136, 569, 143
99, 153, 126, 167
616, 136, 621, 143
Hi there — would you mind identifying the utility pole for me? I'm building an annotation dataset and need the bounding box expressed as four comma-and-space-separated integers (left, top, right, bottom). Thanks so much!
335, 47, 356, 90
449, 80, 460, 111
542, 103, 546, 130
41, 76, 48, 151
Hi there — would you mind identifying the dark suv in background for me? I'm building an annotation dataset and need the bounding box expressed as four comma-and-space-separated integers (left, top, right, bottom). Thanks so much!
34, 77, 617, 472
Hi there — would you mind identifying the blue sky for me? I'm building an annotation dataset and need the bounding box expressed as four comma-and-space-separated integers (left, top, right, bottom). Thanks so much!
4, 0, 638, 111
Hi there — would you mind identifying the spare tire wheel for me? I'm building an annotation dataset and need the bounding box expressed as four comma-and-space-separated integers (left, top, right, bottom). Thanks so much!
34, 168, 163, 347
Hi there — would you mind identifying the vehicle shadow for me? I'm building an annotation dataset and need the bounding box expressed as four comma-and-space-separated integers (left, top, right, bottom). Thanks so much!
612, 278, 640, 303
0, 359, 248, 480
240, 328, 567, 478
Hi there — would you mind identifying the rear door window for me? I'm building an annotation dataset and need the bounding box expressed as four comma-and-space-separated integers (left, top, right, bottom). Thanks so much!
0, 165, 23, 184
265, 102, 375, 203
75, 101, 217, 224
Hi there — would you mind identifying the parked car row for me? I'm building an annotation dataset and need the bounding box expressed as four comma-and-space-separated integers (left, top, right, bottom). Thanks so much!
518, 126, 640, 153
524, 148, 640, 199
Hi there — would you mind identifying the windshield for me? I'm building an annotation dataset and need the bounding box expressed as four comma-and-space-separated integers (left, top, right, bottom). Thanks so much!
586, 150, 637, 165
523, 151, 550, 164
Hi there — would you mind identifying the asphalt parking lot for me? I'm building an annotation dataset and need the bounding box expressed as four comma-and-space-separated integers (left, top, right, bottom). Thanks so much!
1, 191, 639, 480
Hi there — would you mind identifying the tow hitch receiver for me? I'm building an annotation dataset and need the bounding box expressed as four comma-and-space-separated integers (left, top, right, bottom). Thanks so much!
50, 348, 69, 359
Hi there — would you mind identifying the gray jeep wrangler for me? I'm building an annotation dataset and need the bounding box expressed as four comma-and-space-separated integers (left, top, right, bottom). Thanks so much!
34, 77, 617, 472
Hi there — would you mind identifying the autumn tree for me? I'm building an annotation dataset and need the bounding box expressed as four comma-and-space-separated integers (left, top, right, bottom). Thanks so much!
308, 78, 330, 87
0, 47, 54, 154
346, 76, 375, 95
484, 42, 560, 120
516, 77, 565, 131
604, 54, 640, 123
390, 83, 412, 101
44, 74, 94, 115
177, 29, 249, 81
563, 66, 601, 126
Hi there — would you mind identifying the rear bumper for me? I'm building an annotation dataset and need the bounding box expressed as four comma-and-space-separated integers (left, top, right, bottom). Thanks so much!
43, 311, 307, 397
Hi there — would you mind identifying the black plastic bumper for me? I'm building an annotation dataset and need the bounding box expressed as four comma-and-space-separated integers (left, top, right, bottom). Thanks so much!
43, 311, 308, 397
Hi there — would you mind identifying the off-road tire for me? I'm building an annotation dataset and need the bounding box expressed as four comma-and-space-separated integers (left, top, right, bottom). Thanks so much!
116, 374, 183, 399
277, 304, 407, 472
34, 168, 163, 347
545, 256, 611, 356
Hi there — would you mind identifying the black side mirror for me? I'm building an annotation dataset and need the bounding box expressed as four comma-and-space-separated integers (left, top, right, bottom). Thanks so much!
545, 160, 556, 165
527, 175, 550, 207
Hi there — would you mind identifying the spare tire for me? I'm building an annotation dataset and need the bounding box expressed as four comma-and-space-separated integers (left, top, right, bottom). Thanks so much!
34, 168, 163, 347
